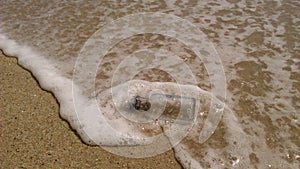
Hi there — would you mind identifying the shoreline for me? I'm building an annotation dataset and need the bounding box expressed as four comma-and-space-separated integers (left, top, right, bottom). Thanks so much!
0, 52, 182, 168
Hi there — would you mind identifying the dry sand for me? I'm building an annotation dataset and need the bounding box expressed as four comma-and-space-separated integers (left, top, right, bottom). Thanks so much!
0, 51, 182, 169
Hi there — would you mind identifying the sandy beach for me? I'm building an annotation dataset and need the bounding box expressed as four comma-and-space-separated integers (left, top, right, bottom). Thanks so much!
0, 51, 182, 168
1, 0, 299, 168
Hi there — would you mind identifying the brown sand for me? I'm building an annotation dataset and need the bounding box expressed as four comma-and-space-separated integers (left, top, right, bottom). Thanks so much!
0, 52, 182, 169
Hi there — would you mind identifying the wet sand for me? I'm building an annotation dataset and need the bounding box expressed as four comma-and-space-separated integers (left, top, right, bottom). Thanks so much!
0, 51, 182, 169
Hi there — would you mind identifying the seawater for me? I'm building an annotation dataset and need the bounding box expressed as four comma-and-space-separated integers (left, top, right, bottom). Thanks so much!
1, 0, 299, 168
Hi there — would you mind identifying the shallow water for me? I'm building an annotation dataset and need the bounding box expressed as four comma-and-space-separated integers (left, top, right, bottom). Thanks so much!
1, 0, 299, 168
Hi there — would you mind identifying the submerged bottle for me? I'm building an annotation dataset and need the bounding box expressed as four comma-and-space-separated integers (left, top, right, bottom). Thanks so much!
129, 93, 196, 124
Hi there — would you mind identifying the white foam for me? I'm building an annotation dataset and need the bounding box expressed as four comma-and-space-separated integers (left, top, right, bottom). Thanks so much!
0, 33, 93, 144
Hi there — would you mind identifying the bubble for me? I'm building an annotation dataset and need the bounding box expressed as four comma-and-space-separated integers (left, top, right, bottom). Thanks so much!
73, 12, 226, 158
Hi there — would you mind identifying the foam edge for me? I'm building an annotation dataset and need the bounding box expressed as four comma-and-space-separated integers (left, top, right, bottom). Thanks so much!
0, 33, 96, 145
